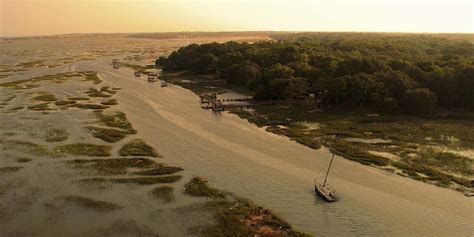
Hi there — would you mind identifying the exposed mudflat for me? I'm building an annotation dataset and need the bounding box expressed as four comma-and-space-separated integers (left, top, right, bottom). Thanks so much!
1, 35, 473, 236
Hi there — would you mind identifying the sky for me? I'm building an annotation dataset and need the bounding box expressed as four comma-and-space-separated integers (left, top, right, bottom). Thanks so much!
1, 0, 473, 37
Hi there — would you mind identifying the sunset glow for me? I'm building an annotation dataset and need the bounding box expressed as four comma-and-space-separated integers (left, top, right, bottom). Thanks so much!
1, 0, 472, 36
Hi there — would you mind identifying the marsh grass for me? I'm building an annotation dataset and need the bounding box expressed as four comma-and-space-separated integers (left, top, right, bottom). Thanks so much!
0, 71, 102, 89
331, 140, 391, 166
97, 111, 137, 134
52, 143, 111, 157
184, 177, 225, 199
9, 106, 24, 111
67, 158, 155, 175
412, 148, 473, 176
67, 97, 89, 101
133, 166, 183, 176
16, 60, 45, 68
85, 88, 112, 98
185, 177, 310, 237
61, 196, 122, 212
119, 139, 161, 157
69, 103, 109, 110
151, 186, 175, 203
17, 157, 32, 163
33, 94, 57, 102
27, 102, 52, 111
101, 99, 118, 106
1, 140, 49, 156
0, 166, 23, 174
87, 126, 127, 142
100, 86, 117, 95
45, 128, 68, 142
81, 175, 182, 185
229, 103, 474, 192
54, 100, 76, 106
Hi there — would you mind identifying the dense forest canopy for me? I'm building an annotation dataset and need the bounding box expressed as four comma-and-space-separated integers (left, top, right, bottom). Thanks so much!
156, 33, 474, 113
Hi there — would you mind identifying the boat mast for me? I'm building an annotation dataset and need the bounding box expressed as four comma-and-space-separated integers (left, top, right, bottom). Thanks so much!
323, 134, 339, 187
322, 152, 335, 187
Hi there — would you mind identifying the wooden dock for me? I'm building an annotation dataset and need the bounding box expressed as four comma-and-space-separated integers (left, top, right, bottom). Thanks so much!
201, 98, 283, 111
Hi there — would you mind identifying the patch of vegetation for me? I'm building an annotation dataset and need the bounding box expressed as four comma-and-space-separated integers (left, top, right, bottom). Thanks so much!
97, 111, 137, 134
87, 126, 127, 143
409, 148, 473, 177
70, 103, 109, 110
61, 196, 122, 212
119, 139, 160, 157
67, 158, 155, 175
133, 166, 183, 176
100, 86, 117, 95
184, 177, 226, 199
1, 140, 49, 156
52, 143, 111, 157
231, 103, 474, 192
266, 124, 321, 149
45, 128, 68, 142
151, 186, 175, 203
295, 137, 322, 149
111, 175, 181, 185
16, 60, 45, 68
67, 97, 89, 101
54, 100, 76, 106
85, 88, 112, 98
17, 157, 32, 163
192, 198, 310, 237
81, 175, 182, 185
9, 106, 24, 111
392, 161, 471, 189
0, 166, 23, 174
332, 140, 390, 166
101, 99, 118, 106
0, 71, 102, 89
184, 179, 310, 237
82, 71, 102, 84
33, 94, 57, 102
27, 102, 52, 111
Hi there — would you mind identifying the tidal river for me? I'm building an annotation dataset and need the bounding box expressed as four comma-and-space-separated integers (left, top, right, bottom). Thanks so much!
80, 58, 472, 236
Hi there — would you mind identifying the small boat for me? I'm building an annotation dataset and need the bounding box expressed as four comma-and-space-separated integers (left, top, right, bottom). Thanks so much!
160, 80, 168, 87
314, 179, 337, 202
147, 73, 158, 82
314, 141, 338, 202
134, 71, 141, 77
112, 59, 119, 69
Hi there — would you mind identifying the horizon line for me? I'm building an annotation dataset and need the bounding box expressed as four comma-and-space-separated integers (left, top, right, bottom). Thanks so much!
1, 30, 473, 39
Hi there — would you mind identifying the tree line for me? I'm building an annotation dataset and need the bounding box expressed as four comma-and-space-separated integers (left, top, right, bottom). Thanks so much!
156, 33, 474, 114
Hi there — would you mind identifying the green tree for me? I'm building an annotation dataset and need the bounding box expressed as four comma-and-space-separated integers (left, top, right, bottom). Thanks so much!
285, 77, 309, 98
401, 88, 437, 115
263, 63, 294, 80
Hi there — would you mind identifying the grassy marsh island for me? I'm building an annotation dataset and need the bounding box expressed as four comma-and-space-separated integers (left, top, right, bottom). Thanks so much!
184, 177, 310, 237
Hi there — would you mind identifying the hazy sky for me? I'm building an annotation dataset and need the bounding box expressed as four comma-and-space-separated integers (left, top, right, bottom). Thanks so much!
1, 0, 472, 36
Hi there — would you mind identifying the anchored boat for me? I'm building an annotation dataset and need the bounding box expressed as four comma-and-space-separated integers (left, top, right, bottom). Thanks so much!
314, 143, 338, 202
160, 80, 168, 87
147, 73, 158, 82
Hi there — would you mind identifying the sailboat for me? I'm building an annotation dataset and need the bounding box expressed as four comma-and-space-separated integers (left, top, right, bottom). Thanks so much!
315, 144, 338, 202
